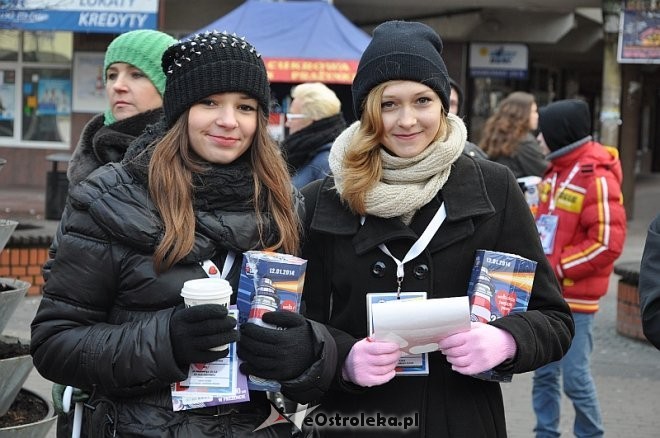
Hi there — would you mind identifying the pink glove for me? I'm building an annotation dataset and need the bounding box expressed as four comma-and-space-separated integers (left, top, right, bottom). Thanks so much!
342, 338, 401, 387
438, 322, 517, 376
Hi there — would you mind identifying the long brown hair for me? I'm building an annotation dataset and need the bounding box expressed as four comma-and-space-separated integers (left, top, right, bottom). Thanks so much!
341, 81, 448, 215
149, 110, 300, 273
479, 91, 535, 159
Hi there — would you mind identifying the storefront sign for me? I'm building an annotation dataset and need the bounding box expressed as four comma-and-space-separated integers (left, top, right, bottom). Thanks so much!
265, 58, 359, 84
469, 43, 528, 79
618, 2, 660, 64
0, 0, 158, 33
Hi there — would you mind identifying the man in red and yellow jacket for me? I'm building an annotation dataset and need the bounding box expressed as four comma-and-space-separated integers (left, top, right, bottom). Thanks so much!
532, 99, 626, 438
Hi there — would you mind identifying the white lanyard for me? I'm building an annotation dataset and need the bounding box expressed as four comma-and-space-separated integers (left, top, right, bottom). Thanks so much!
201, 251, 235, 279
361, 202, 446, 295
548, 164, 580, 213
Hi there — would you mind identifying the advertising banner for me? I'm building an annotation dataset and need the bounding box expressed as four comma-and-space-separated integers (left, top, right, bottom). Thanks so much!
469, 43, 529, 79
0, 0, 158, 33
618, 1, 660, 64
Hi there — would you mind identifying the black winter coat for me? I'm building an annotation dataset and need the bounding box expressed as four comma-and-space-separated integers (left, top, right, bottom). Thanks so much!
299, 156, 574, 437
30, 161, 331, 437
491, 133, 548, 178
640, 212, 660, 349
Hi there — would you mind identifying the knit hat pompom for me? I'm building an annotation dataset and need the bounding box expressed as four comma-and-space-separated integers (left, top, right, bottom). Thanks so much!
352, 21, 451, 119
162, 31, 270, 127
104, 29, 176, 97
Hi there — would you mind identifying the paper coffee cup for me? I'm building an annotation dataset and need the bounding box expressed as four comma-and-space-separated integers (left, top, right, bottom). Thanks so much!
180, 278, 233, 351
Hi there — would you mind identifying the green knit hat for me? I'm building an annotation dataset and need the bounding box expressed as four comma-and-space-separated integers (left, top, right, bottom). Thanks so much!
103, 29, 176, 124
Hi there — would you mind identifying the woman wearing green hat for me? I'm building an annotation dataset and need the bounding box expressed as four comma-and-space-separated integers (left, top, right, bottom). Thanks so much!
46, 29, 176, 436
67, 29, 176, 186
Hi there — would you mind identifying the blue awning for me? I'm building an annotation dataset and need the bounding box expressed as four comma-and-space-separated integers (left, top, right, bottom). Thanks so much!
189, 0, 371, 84
0, 0, 159, 33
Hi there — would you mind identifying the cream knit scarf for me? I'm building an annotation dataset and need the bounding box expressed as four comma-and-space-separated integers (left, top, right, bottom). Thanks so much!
329, 113, 467, 224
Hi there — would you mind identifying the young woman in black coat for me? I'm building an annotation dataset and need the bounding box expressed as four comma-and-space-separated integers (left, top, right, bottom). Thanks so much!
31, 32, 333, 437
299, 21, 574, 437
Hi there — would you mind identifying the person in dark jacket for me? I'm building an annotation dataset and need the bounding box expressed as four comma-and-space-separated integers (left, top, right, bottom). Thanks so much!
299, 21, 574, 437
45, 29, 177, 420
45, 29, 175, 276
282, 82, 346, 188
479, 91, 548, 178
448, 77, 488, 160
640, 212, 660, 349
67, 29, 176, 186
30, 31, 334, 438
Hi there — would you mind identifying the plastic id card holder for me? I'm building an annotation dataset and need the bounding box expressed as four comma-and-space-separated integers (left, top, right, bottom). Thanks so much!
536, 214, 559, 255
366, 292, 429, 376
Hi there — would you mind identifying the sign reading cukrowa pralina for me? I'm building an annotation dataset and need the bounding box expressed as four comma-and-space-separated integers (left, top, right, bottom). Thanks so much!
265, 58, 359, 84
0, 0, 158, 33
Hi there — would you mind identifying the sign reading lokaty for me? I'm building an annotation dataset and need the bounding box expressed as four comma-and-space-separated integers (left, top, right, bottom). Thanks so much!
0, 0, 158, 33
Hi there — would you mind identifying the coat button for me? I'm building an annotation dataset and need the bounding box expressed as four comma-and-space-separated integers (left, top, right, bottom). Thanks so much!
371, 261, 386, 277
413, 264, 429, 280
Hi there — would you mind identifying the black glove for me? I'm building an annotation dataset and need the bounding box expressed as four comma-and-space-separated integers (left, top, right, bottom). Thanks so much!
169, 304, 238, 367
52, 383, 89, 415
238, 311, 316, 381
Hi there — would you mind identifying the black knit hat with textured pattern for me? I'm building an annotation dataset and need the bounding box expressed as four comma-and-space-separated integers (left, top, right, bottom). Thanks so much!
162, 31, 270, 126
352, 21, 451, 119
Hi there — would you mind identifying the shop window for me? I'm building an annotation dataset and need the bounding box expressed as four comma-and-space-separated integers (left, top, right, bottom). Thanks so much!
0, 31, 72, 148
0, 69, 16, 138
23, 32, 72, 64
22, 68, 71, 143
0, 31, 19, 61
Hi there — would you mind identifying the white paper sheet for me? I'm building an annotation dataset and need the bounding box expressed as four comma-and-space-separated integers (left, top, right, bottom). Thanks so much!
371, 296, 471, 354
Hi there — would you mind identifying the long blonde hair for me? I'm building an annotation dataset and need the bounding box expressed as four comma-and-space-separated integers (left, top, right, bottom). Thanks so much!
149, 110, 300, 273
340, 81, 448, 215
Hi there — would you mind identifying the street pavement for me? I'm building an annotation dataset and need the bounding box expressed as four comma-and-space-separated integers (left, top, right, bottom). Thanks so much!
2, 173, 659, 437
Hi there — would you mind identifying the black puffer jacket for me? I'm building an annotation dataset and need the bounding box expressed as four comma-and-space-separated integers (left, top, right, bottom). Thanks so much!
30, 150, 333, 436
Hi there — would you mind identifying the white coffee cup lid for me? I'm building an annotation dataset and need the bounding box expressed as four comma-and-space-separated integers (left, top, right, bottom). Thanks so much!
181, 278, 232, 299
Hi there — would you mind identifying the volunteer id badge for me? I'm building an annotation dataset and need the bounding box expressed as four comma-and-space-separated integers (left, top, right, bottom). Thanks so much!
536, 214, 558, 255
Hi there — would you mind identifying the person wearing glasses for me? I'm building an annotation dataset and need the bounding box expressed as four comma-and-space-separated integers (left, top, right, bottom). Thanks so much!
282, 82, 346, 188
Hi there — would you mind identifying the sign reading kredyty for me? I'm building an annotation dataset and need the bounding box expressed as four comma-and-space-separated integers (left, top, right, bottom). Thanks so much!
1, 0, 158, 33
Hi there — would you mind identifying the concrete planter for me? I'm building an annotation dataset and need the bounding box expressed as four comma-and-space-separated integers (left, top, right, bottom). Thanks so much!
0, 336, 32, 418
0, 389, 56, 438
0, 280, 30, 335
0, 220, 18, 255
0, 158, 56, 437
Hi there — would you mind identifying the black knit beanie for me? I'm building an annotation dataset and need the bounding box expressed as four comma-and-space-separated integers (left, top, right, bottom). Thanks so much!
352, 21, 451, 119
162, 31, 270, 126
538, 99, 591, 152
